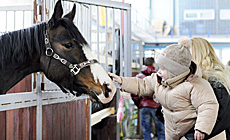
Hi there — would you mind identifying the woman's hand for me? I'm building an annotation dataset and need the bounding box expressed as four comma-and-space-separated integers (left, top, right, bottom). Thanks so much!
194, 130, 205, 140
108, 72, 122, 84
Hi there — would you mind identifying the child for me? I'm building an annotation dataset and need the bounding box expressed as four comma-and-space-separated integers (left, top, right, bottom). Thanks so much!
179, 37, 230, 140
109, 44, 219, 140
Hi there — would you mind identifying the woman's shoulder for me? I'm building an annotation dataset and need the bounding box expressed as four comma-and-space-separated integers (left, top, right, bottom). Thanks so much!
208, 76, 225, 89
208, 76, 229, 99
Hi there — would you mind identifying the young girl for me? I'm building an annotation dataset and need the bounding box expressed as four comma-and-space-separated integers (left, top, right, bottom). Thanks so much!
179, 37, 230, 140
109, 44, 219, 140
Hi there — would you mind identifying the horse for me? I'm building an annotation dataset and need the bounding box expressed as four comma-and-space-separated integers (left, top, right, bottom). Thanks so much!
0, 0, 116, 104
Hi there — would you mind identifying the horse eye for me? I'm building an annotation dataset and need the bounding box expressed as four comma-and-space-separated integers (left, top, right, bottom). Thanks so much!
63, 42, 73, 49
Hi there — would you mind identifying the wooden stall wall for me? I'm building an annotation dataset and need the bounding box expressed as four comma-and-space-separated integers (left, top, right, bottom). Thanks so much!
3, 75, 34, 140
0, 75, 90, 140
42, 99, 90, 140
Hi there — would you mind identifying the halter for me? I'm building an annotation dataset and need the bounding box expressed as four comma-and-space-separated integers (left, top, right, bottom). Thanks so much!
44, 25, 99, 76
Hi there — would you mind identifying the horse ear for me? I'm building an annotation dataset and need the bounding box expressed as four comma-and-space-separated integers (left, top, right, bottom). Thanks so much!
48, 0, 63, 27
63, 4, 76, 21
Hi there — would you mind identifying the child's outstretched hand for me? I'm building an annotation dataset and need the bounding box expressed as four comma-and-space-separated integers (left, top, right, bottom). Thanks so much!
108, 72, 122, 84
194, 130, 205, 140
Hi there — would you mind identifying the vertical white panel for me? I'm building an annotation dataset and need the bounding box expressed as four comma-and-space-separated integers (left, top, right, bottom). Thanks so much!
119, 10, 123, 76
112, 8, 115, 73
97, 6, 100, 61
105, 7, 108, 71
36, 73, 42, 140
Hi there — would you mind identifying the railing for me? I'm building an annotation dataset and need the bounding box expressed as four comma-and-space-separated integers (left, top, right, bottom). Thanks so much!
0, 5, 33, 32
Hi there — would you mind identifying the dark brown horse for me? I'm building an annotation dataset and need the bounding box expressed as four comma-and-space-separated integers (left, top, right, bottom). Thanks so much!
0, 0, 116, 103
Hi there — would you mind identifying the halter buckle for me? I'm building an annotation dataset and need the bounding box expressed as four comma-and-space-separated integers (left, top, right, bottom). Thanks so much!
70, 65, 80, 75
46, 48, 53, 56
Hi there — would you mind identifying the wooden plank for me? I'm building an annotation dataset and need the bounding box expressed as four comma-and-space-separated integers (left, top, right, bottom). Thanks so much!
75, 101, 79, 140
29, 107, 36, 140
72, 101, 76, 140
14, 109, 19, 140
42, 106, 47, 140
60, 103, 65, 140
0, 111, 6, 139
42, 104, 53, 140
64, 102, 72, 140
75, 101, 82, 140
6, 110, 14, 140
19, 108, 30, 140
70, 102, 75, 140
52, 103, 61, 140
86, 99, 90, 140
81, 100, 85, 140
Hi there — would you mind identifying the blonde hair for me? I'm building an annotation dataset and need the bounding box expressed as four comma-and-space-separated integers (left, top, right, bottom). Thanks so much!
179, 37, 230, 90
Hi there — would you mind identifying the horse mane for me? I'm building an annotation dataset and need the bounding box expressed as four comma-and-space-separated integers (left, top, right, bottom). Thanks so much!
0, 22, 46, 69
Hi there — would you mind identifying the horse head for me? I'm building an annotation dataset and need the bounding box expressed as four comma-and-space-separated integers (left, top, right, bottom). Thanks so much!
40, 0, 116, 103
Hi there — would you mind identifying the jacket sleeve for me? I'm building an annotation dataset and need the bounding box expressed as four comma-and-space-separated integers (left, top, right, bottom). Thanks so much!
120, 73, 156, 96
190, 78, 219, 135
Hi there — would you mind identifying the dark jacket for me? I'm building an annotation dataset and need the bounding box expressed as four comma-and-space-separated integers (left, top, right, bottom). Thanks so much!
131, 66, 159, 108
204, 77, 230, 139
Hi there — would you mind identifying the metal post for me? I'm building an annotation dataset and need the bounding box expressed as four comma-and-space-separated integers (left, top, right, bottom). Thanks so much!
97, 6, 100, 61
120, 10, 123, 76
116, 89, 121, 140
112, 8, 115, 73
124, 8, 132, 77
105, 7, 108, 71
89, 101, 92, 140
36, 72, 42, 140
139, 41, 143, 71
88, 5, 92, 48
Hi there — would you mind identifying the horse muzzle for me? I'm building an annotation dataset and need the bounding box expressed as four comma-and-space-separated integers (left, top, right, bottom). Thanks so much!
90, 83, 117, 104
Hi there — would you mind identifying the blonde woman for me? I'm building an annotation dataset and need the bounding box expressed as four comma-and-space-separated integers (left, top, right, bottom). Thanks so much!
179, 37, 230, 140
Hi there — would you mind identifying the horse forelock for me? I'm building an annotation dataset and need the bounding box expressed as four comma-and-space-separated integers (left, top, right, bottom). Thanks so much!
0, 22, 46, 68
60, 19, 88, 47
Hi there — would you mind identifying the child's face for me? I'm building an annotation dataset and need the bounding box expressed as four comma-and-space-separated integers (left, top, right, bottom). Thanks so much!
157, 66, 169, 81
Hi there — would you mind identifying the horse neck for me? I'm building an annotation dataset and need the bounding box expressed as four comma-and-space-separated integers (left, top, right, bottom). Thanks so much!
0, 23, 46, 94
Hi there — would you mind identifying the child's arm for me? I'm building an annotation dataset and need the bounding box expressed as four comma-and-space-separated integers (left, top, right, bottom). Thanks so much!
108, 72, 156, 96
113, 73, 156, 96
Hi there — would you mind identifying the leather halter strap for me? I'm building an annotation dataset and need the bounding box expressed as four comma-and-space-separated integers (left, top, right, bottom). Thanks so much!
44, 25, 99, 75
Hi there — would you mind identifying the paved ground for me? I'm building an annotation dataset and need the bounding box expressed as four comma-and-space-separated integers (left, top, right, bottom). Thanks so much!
124, 135, 158, 140
124, 138, 157, 140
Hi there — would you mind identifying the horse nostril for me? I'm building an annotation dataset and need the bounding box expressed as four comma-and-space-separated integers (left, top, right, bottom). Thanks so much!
104, 84, 111, 98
